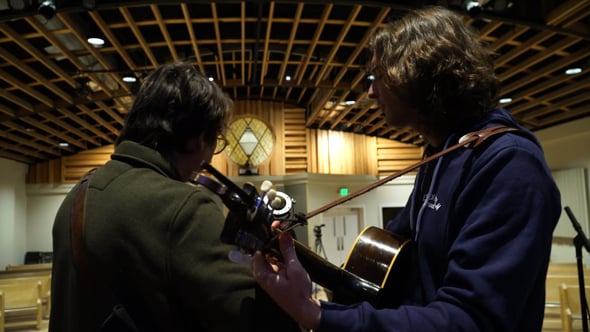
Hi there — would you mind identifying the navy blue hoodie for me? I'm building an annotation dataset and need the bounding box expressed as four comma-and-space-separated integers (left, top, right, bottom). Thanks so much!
319, 108, 561, 331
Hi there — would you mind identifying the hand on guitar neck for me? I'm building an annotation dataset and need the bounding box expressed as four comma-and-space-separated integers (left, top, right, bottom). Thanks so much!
193, 161, 412, 323
252, 227, 322, 331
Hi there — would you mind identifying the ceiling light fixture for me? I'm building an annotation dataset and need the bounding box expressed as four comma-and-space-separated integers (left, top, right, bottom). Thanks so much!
122, 75, 137, 83
464, 0, 483, 16
87, 37, 105, 48
38, 0, 56, 19
565, 67, 583, 75
499, 97, 512, 104
86, 22, 105, 48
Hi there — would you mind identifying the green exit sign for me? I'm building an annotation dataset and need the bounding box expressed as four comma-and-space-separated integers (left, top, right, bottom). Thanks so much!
339, 187, 349, 196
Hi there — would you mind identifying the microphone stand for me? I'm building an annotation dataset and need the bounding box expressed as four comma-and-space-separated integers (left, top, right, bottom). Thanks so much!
565, 206, 590, 332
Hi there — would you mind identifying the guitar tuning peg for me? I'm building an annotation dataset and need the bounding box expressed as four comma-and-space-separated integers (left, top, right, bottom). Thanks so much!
266, 189, 277, 201
260, 180, 273, 193
270, 196, 286, 210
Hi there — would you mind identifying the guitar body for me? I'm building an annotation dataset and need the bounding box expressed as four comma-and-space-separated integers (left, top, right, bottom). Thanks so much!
344, 227, 411, 293
295, 226, 412, 308
336, 226, 412, 308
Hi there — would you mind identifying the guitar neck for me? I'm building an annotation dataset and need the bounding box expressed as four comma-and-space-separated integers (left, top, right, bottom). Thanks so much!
293, 240, 382, 304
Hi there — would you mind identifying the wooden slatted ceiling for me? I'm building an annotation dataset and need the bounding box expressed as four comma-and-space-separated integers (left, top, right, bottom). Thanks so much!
0, 0, 588, 165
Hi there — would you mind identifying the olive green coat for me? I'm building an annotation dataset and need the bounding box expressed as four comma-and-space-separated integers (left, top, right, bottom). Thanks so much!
50, 141, 299, 332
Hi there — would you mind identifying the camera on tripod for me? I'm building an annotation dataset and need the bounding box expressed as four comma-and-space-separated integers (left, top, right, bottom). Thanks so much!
314, 224, 326, 237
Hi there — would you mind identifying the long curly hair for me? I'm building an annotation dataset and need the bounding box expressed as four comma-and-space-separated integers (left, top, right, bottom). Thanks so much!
369, 6, 499, 134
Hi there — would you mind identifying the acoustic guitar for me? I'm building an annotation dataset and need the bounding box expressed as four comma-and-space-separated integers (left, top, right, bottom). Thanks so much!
191, 126, 519, 308
293, 225, 412, 308
191, 164, 412, 308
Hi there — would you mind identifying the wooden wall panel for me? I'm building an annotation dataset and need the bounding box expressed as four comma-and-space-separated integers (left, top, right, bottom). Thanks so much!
307, 129, 423, 176
25, 158, 61, 184
61, 146, 114, 182
354, 133, 378, 175
284, 108, 308, 174
310, 129, 382, 175
307, 129, 319, 173
376, 137, 424, 176
25, 101, 423, 183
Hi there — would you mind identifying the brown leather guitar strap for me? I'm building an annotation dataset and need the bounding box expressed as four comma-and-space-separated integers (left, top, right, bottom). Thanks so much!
70, 168, 141, 331
71, 168, 97, 289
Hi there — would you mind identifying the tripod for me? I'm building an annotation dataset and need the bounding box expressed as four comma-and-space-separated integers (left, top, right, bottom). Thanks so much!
312, 224, 328, 301
314, 224, 327, 259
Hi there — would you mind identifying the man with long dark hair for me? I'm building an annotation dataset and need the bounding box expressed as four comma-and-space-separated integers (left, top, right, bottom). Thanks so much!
50, 62, 299, 332
253, 7, 561, 332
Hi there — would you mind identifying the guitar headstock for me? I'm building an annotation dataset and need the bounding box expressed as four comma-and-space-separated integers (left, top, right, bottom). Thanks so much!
191, 161, 307, 255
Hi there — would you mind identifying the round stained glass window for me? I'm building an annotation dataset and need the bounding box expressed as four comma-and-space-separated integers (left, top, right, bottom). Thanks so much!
224, 117, 274, 167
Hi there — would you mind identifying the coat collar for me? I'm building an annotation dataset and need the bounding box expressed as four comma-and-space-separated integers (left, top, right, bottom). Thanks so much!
111, 140, 182, 180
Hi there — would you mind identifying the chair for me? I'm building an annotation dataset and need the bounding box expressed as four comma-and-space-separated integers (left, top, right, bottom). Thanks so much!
559, 283, 590, 332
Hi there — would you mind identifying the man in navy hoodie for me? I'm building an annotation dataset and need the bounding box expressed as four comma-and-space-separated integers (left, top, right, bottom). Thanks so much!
252, 6, 561, 332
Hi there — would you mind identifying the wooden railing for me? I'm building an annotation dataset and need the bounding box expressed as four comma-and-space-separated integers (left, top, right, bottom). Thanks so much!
0, 264, 52, 332
543, 262, 590, 331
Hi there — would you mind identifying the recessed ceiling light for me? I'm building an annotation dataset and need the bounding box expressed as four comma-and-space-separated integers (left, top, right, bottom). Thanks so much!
565, 67, 583, 75
87, 37, 105, 48
122, 76, 137, 83
499, 97, 512, 104
59, 142, 69, 147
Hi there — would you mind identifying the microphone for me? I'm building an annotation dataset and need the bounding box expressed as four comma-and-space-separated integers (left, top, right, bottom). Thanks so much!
565, 206, 590, 254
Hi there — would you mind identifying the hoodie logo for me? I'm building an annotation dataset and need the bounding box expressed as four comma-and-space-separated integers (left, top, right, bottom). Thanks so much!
423, 193, 442, 211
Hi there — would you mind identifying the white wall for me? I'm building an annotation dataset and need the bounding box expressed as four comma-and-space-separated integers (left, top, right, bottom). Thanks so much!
0, 158, 28, 269
26, 184, 74, 254
300, 173, 415, 242
536, 116, 590, 170
536, 116, 590, 263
